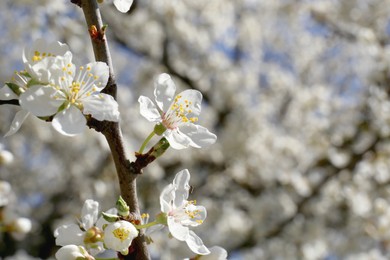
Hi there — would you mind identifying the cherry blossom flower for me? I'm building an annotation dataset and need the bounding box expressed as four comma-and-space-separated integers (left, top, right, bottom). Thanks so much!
160, 169, 210, 255
1, 39, 71, 136
20, 60, 120, 136
103, 220, 138, 255
138, 73, 217, 149
54, 200, 104, 255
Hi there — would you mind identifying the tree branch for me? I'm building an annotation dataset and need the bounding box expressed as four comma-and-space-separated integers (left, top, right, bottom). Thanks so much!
79, 1, 149, 259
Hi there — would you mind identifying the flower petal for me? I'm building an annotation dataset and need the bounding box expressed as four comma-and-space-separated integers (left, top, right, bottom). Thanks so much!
113, 0, 134, 13
76, 62, 109, 92
55, 245, 88, 260
203, 246, 228, 260
164, 129, 192, 150
54, 224, 84, 246
173, 89, 203, 117
173, 169, 190, 207
154, 73, 176, 111
19, 85, 62, 117
138, 96, 161, 122
0, 85, 18, 100
81, 199, 99, 230
52, 106, 86, 136
23, 39, 70, 65
160, 184, 175, 213
186, 230, 210, 255
4, 110, 30, 137
168, 216, 189, 241
83, 93, 120, 122
178, 124, 217, 148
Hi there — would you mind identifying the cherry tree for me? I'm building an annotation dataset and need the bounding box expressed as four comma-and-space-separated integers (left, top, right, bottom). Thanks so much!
1, 0, 390, 259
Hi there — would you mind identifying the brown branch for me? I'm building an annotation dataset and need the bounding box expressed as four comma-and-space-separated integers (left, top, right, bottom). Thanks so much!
79, 1, 149, 259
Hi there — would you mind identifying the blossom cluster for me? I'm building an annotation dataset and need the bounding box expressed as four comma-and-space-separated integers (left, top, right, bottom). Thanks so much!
0, 39, 119, 136
54, 170, 227, 260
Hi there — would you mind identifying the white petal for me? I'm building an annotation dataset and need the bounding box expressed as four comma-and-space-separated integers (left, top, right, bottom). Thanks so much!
202, 246, 228, 260
164, 129, 192, 150
160, 184, 175, 213
173, 89, 202, 116
178, 124, 217, 148
154, 73, 176, 111
186, 230, 210, 255
113, 0, 133, 13
168, 216, 189, 241
173, 169, 190, 207
23, 39, 70, 64
76, 62, 109, 92
138, 96, 162, 122
19, 85, 62, 117
0, 85, 18, 100
52, 106, 87, 136
55, 245, 87, 260
83, 93, 120, 122
81, 200, 99, 230
4, 110, 30, 137
54, 224, 84, 246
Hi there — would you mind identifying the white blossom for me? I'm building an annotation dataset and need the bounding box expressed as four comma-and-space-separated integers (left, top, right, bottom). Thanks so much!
103, 220, 138, 255
139, 73, 216, 149
160, 169, 210, 255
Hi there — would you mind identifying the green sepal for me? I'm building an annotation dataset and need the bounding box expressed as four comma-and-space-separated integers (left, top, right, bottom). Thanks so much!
155, 212, 168, 226
5, 82, 23, 96
153, 123, 166, 136
101, 212, 119, 223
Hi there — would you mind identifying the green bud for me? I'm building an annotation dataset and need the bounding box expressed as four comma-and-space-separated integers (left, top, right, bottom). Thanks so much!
154, 123, 166, 136
101, 212, 119, 222
155, 212, 168, 226
116, 196, 130, 217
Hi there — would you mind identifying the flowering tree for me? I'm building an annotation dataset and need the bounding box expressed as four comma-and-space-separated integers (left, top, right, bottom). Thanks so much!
2, 0, 390, 259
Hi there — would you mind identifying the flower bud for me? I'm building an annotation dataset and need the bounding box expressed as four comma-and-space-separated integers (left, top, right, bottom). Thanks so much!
0, 149, 14, 165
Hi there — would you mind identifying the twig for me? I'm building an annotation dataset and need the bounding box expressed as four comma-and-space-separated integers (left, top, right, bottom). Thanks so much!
78, 1, 149, 259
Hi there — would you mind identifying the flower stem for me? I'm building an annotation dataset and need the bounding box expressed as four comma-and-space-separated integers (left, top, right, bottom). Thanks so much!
134, 220, 159, 230
138, 131, 156, 154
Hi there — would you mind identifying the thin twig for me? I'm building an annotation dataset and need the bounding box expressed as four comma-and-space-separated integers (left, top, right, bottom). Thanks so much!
78, 1, 149, 259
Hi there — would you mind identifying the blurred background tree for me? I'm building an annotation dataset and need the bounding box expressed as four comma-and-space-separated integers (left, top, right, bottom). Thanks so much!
2, 0, 390, 259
